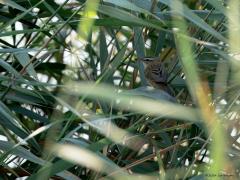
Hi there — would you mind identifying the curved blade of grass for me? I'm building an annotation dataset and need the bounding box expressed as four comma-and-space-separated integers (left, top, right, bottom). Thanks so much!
52, 143, 126, 176
0, 101, 27, 128
0, 140, 46, 166
155, 30, 166, 56
0, 59, 23, 79
98, 42, 128, 83
0, 48, 47, 53
14, 52, 37, 79
0, 86, 53, 105
10, 106, 49, 124
125, 86, 176, 102
204, 0, 227, 16
54, 96, 143, 151
0, 101, 40, 150
0, 29, 50, 37
78, 0, 100, 40
52, 143, 158, 179
171, 2, 227, 177
134, 27, 148, 86
0, 0, 44, 32
157, 10, 224, 21
0, 0, 28, 12
98, 4, 166, 31
160, 0, 227, 43
28, 139, 111, 179
99, 28, 108, 71
104, 0, 165, 24
0, 74, 60, 87
228, 0, 240, 53
64, 81, 200, 122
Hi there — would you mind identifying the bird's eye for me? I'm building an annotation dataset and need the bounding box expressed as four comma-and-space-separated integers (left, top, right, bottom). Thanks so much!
144, 58, 151, 61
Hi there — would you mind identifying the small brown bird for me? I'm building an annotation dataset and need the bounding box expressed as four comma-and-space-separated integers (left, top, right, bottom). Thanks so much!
139, 57, 172, 95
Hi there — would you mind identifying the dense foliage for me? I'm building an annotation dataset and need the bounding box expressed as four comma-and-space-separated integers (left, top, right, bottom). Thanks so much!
0, 0, 239, 179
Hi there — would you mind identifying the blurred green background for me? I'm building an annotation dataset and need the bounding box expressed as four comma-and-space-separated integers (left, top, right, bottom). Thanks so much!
0, 0, 239, 179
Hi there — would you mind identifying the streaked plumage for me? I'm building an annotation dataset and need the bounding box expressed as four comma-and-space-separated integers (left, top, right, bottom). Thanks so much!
139, 57, 171, 94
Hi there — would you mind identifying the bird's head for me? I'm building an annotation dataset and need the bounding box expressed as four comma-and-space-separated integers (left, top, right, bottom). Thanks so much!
138, 57, 160, 64
138, 57, 161, 69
